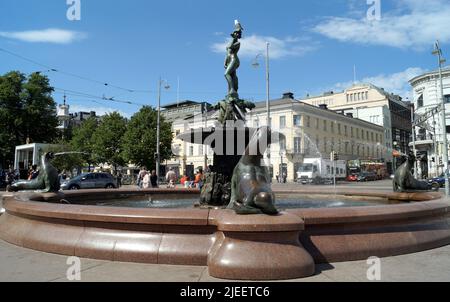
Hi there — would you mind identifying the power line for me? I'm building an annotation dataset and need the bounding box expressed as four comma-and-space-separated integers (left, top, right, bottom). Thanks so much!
0, 47, 141, 93
53, 87, 146, 106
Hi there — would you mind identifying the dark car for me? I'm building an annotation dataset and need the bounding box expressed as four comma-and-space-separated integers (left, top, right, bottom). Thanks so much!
357, 172, 377, 182
428, 174, 449, 189
60, 173, 117, 190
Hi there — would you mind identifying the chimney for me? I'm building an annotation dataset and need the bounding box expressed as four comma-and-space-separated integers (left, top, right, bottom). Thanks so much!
319, 104, 328, 110
346, 113, 354, 118
282, 92, 294, 99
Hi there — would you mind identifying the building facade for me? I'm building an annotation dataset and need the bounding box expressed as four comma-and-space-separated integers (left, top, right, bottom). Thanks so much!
168, 93, 385, 182
409, 67, 450, 178
301, 83, 413, 173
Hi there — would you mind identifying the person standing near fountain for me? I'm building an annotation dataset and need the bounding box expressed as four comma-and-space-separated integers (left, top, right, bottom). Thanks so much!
150, 170, 158, 188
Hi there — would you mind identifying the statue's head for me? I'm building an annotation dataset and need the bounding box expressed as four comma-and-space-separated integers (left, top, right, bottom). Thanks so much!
231, 30, 242, 40
407, 151, 416, 163
45, 152, 56, 160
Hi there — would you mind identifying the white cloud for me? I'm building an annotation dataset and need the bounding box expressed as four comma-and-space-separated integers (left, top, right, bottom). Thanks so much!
313, 0, 450, 49
69, 104, 130, 118
0, 28, 86, 44
333, 67, 426, 99
211, 35, 317, 59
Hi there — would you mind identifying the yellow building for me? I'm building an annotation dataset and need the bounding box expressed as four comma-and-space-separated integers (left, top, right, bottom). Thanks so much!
247, 93, 385, 181
302, 83, 413, 172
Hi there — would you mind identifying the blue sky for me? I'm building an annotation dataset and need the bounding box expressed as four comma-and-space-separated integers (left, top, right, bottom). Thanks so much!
1, 0, 449, 117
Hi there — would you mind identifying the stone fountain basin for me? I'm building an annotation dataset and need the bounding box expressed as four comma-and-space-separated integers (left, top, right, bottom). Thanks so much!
0, 189, 449, 280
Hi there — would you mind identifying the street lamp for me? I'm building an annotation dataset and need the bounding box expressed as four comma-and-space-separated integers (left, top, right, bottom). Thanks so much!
253, 42, 271, 170
393, 141, 399, 172
156, 77, 170, 183
432, 40, 449, 196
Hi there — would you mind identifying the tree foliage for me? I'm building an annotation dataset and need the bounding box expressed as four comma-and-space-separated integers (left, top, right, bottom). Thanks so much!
91, 112, 127, 171
122, 106, 173, 170
0, 71, 58, 168
70, 117, 99, 170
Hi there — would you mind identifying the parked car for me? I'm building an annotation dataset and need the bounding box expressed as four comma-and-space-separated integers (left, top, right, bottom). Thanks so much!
428, 174, 449, 189
357, 172, 378, 182
60, 173, 117, 190
347, 174, 359, 182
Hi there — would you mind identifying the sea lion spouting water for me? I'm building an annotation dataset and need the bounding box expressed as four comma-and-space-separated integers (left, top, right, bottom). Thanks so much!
7, 152, 60, 193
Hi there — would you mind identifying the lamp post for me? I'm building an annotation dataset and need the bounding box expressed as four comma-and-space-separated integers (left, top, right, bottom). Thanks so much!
253, 42, 271, 175
393, 141, 398, 172
433, 41, 449, 196
156, 77, 170, 183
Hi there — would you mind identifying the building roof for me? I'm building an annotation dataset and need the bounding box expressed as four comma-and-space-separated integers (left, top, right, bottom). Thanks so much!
409, 67, 450, 85
162, 100, 208, 110
252, 95, 384, 130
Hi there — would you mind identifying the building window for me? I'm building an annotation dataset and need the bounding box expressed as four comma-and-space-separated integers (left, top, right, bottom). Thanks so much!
316, 118, 320, 129
254, 119, 259, 128
344, 125, 348, 137
306, 116, 311, 127
331, 122, 334, 133
417, 95, 424, 108
189, 145, 194, 156
338, 124, 341, 135
323, 120, 327, 131
293, 115, 301, 127
445, 95, 450, 103
365, 91, 369, 100
294, 137, 302, 154
280, 137, 286, 151
280, 116, 286, 129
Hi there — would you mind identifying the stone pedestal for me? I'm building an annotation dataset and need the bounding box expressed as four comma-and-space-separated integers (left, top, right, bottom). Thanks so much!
207, 210, 315, 280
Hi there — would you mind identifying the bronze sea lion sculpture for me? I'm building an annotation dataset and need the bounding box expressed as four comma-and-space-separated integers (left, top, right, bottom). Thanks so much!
393, 152, 434, 192
7, 152, 60, 193
228, 126, 279, 215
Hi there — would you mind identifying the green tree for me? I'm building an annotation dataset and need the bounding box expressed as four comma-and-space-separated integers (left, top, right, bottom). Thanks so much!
122, 106, 173, 170
46, 140, 85, 175
0, 71, 58, 168
92, 112, 127, 172
71, 117, 99, 171
21, 72, 58, 142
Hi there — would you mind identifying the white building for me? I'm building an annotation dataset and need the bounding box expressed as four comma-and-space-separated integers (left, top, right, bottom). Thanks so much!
410, 67, 450, 178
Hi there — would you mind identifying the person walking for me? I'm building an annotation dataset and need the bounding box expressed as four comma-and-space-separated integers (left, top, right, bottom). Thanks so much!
150, 170, 158, 188
137, 168, 147, 189
165, 168, 177, 188
194, 168, 204, 190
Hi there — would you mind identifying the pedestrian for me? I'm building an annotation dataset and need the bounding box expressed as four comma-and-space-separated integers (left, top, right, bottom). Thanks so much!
137, 168, 147, 188
276, 173, 280, 183
194, 168, 204, 190
6, 166, 15, 186
28, 165, 39, 180
165, 168, 177, 188
142, 173, 150, 189
150, 170, 158, 188
117, 171, 123, 188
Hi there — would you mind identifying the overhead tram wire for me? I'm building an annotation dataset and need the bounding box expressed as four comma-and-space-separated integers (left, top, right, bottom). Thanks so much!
53, 88, 146, 106
0, 47, 141, 93
1, 47, 296, 99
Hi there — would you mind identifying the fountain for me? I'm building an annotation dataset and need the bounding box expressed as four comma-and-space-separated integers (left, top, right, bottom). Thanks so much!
1, 21, 450, 280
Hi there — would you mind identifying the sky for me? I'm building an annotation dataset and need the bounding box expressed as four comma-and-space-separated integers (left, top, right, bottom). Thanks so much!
1, 0, 449, 118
